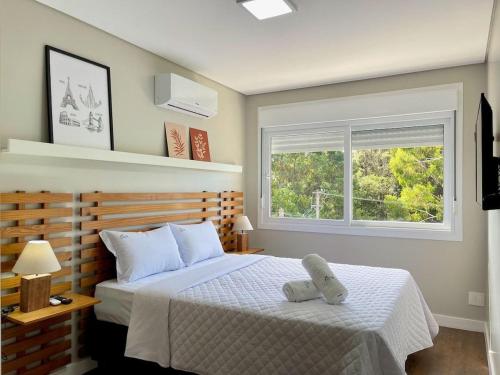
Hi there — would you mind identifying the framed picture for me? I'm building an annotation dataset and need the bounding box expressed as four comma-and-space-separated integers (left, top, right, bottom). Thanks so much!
45, 45, 114, 150
189, 128, 211, 162
165, 122, 189, 159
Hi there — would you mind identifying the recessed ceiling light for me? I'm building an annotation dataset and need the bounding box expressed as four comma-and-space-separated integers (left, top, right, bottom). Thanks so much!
238, 0, 296, 20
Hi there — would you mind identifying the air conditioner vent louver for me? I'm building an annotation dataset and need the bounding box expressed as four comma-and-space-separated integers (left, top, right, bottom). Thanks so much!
167, 104, 210, 118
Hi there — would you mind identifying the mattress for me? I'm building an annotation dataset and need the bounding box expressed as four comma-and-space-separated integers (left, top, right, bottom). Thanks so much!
122, 254, 438, 375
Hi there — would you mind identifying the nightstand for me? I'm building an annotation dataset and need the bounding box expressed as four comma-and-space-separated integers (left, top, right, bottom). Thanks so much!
5, 293, 100, 325
232, 248, 264, 255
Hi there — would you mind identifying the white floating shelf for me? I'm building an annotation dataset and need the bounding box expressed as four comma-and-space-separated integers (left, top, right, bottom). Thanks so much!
1, 139, 243, 173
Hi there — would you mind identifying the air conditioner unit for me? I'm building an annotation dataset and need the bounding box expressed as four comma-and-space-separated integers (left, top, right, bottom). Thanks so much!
155, 73, 218, 118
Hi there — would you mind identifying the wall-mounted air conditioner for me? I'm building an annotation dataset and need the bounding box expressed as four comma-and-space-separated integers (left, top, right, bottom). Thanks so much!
155, 73, 218, 118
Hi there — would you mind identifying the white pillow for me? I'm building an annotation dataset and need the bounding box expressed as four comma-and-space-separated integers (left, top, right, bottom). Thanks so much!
99, 225, 183, 283
170, 221, 224, 266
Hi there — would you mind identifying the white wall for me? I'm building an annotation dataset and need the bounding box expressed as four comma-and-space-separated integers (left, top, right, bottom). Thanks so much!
246, 64, 488, 322
487, 0, 500, 371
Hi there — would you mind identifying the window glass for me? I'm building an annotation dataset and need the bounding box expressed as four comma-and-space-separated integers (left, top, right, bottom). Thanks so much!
351, 125, 445, 223
270, 130, 344, 220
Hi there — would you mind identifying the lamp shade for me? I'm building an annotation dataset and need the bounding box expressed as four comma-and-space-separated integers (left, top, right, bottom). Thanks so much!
233, 216, 253, 232
12, 240, 61, 275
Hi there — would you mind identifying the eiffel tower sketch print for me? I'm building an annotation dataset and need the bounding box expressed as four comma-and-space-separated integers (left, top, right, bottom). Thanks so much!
58, 77, 104, 132
46, 46, 114, 149
60, 77, 79, 110
59, 78, 81, 127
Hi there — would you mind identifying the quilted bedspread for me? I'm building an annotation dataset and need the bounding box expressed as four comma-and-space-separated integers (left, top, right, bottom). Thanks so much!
126, 255, 438, 375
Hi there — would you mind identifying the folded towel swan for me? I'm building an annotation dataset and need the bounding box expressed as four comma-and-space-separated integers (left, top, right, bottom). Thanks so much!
302, 254, 348, 304
282, 279, 321, 302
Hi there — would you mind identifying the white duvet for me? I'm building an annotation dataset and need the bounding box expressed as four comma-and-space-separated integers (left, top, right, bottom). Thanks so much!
124, 254, 438, 375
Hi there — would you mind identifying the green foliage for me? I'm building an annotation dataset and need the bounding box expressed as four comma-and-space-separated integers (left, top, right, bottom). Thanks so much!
352, 149, 398, 221
384, 146, 444, 222
271, 151, 344, 219
271, 146, 444, 223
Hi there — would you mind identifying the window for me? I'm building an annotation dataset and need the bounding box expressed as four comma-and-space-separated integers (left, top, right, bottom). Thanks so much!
260, 112, 458, 240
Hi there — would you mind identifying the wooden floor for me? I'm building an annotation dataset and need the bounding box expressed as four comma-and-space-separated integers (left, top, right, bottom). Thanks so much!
406, 327, 488, 375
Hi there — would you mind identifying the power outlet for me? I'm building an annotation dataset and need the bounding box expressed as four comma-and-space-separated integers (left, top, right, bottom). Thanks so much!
468, 291, 485, 307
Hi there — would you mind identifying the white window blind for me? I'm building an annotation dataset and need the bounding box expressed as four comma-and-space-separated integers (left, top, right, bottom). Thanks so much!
271, 131, 344, 154
271, 124, 444, 154
352, 124, 444, 150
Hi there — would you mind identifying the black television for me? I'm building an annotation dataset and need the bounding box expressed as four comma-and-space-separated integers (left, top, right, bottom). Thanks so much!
475, 93, 500, 210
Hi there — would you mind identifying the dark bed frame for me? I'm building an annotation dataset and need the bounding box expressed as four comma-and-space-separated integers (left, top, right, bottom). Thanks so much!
89, 315, 194, 375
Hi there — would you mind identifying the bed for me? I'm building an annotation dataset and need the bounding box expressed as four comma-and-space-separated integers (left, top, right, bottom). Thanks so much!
94, 253, 438, 375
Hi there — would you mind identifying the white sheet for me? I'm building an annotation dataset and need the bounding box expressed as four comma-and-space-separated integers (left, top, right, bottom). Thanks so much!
123, 255, 438, 374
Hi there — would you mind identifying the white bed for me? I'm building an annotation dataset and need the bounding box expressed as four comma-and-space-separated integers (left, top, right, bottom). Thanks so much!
95, 254, 438, 375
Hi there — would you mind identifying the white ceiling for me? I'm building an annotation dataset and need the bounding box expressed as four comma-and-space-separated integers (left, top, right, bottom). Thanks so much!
37, 0, 494, 95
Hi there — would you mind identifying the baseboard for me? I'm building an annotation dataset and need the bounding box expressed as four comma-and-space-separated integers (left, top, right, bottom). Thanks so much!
51, 358, 97, 375
433, 313, 485, 332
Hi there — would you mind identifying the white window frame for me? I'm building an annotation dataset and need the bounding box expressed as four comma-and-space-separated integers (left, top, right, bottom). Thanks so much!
258, 84, 463, 241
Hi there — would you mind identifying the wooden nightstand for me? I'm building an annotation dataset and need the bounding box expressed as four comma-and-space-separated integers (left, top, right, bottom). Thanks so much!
231, 248, 264, 255
5, 293, 100, 325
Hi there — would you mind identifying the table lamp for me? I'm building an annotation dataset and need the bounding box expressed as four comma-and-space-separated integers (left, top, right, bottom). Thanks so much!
233, 216, 253, 252
12, 240, 61, 312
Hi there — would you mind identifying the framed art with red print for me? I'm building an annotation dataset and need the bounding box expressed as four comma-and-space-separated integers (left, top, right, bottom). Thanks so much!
189, 128, 211, 162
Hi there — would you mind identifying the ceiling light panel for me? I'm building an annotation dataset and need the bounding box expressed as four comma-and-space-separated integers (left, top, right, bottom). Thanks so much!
238, 0, 296, 20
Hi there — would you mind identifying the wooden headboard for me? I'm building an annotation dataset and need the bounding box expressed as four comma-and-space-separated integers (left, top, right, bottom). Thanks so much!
0, 191, 74, 375
78, 191, 244, 294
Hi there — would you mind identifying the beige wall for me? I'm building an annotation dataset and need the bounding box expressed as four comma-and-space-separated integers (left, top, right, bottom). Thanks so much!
487, 0, 500, 370
0, 0, 245, 367
246, 64, 488, 321
0, 0, 245, 165
0, 0, 245, 191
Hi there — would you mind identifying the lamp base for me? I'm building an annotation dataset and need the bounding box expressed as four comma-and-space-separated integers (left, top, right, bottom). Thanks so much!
20, 274, 51, 312
236, 233, 248, 253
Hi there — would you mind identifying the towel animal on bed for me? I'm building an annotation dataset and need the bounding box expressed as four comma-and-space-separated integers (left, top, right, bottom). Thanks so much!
282, 254, 348, 304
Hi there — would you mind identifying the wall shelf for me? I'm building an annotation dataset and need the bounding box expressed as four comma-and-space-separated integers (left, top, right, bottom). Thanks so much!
1, 139, 243, 173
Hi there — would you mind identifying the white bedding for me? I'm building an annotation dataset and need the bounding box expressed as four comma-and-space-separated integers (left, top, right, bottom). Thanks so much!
94, 255, 242, 326
104, 254, 438, 375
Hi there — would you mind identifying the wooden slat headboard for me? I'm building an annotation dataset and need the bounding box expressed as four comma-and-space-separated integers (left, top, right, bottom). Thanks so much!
0, 191, 73, 375
78, 191, 244, 294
